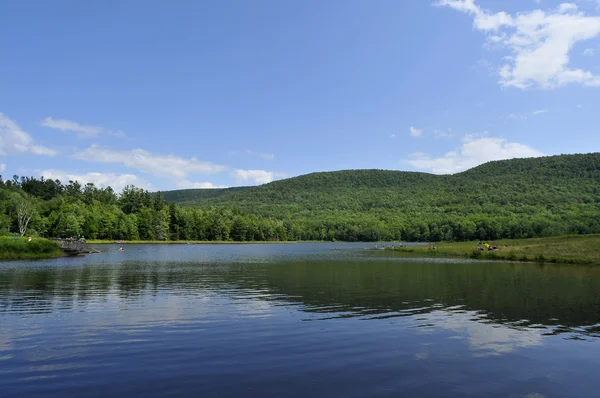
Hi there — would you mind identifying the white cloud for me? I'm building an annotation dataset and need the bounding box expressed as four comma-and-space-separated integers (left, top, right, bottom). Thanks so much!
232, 169, 283, 185
436, 0, 600, 88
405, 133, 544, 174
73, 145, 227, 179
40, 117, 126, 139
259, 152, 275, 160
246, 149, 275, 160
582, 47, 596, 55
389, 133, 396, 139
434, 129, 454, 138
0, 112, 57, 156
0, 164, 5, 173
474, 58, 496, 75
40, 117, 102, 138
39, 169, 151, 191
505, 109, 549, 120
174, 180, 227, 189
415, 309, 544, 357
507, 113, 527, 120
410, 126, 423, 137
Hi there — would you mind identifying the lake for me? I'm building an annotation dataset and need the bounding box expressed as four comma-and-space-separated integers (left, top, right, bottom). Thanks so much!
1, 243, 599, 397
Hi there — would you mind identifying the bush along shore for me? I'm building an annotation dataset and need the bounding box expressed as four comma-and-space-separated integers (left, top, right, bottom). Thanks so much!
85, 240, 296, 244
386, 234, 600, 265
0, 237, 62, 260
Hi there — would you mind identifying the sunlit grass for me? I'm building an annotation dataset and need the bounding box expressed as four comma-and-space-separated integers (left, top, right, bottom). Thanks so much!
0, 237, 62, 259
391, 234, 600, 265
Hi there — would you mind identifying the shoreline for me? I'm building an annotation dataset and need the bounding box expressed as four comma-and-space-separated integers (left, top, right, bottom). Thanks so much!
0, 252, 64, 260
86, 240, 299, 245
386, 234, 600, 266
3, 235, 599, 265
0, 237, 63, 260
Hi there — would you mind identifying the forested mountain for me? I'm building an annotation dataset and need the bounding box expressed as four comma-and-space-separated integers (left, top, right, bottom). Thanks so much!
1, 153, 598, 243
162, 153, 600, 241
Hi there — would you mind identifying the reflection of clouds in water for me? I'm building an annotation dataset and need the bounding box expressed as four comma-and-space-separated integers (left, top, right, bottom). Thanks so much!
231, 298, 274, 319
84, 291, 215, 330
415, 309, 545, 357
0, 328, 16, 360
414, 343, 431, 361
72, 288, 274, 337
1, 289, 277, 380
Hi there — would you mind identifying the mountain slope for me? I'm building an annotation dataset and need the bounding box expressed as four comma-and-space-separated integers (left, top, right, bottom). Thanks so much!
161, 153, 600, 241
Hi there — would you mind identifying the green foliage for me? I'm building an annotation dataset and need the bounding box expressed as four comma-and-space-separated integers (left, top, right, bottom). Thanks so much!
393, 234, 600, 265
0, 237, 62, 259
0, 177, 291, 242
162, 153, 600, 242
1, 153, 599, 243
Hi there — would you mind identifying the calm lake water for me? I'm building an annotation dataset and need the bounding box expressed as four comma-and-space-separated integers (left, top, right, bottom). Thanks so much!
1, 243, 600, 397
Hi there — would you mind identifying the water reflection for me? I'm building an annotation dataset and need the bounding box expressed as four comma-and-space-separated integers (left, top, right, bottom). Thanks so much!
2, 246, 600, 397
2, 256, 600, 339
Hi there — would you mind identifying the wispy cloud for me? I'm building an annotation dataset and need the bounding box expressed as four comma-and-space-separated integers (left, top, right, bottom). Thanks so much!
505, 109, 549, 120
259, 152, 275, 160
410, 126, 423, 137
405, 133, 544, 174
174, 180, 227, 189
389, 133, 396, 139
39, 169, 151, 191
232, 169, 284, 185
0, 113, 57, 157
40, 117, 102, 137
436, 0, 600, 88
40, 117, 125, 138
73, 145, 227, 180
434, 129, 454, 139
582, 47, 596, 56
246, 149, 275, 160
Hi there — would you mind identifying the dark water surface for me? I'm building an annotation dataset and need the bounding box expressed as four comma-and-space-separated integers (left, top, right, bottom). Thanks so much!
1, 243, 600, 397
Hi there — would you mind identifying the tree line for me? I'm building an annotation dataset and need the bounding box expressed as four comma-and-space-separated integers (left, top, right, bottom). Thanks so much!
3, 152, 600, 243
0, 176, 288, 241
164, 153, 600, 242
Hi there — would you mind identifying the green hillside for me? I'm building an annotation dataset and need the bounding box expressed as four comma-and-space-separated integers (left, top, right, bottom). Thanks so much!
161, 186, 250, 203
162, 153, 600, 241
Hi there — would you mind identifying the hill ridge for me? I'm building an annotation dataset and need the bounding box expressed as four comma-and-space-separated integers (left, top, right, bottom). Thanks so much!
160, 153, 600, 241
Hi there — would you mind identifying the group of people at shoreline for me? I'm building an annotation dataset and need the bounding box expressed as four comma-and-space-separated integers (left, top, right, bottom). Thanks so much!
477, 242, 499, 251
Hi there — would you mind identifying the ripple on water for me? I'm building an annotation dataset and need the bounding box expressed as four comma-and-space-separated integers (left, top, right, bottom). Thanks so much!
1, 243, 600, 397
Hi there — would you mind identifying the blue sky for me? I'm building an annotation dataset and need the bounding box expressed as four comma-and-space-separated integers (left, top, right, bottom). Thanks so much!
1, 0, 600, 191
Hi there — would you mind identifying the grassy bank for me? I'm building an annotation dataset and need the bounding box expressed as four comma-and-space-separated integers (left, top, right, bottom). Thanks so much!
0, 237, 62, 260
390, 234, 600, 265
86, 240, 297, 244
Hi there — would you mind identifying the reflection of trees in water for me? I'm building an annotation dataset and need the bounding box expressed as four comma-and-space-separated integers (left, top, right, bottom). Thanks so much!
259, 262, 600, 337
1, 260, 599, 338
